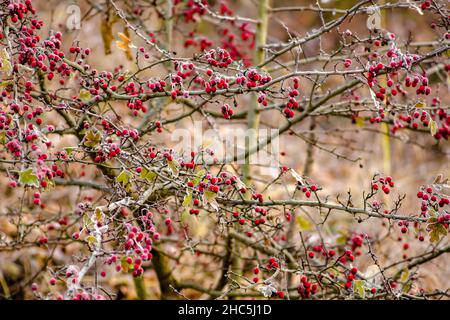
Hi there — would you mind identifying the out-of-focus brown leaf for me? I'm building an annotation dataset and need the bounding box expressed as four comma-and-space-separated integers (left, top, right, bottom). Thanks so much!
101, 20, 114, 55
100, 4, 119, 55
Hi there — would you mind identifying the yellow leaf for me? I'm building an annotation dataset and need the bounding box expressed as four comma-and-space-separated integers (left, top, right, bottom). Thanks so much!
95, 207, 104, 223
18, 168, 39, 187
182, 191, 193, 207
354, 117, 365, 127
64, 147, 76, 156
83, 129, 102, 148
353, 280, 366, 299
121, 256, 130, 273
167, 159, 179, 177
0, 48, 12, 76
79, 89, 91, 101
0, 80, 14, 88
296, 215, 312, 231
116, 28, 133, 61
430, 120, 438, 136
336, 230, 347, 245
140, 167, 157, 182
118, 32, 130, 43
427, 217, 447, 242
180, 208, 189, 223
116, 170, 131, 185
202, 139, 213, 149
192, 169, 205, 186
83, 213, 92, 229
191, 215, 209, 238
414, 101, 426, 109
86, 235, 97, 247
380, 122, 391, 175
400, 269, 409, 282
203, 191, 219, 211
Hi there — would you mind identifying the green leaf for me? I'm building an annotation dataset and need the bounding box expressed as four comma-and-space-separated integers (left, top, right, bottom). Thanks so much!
296, 215, 312, 231
95, 207, 104, 223
182, 191, 193, 207
83, 213, 92, 229
116, 170, 131, 185
180, 208, 189, 223
167, 159, 179, 177
192, 169, 205, 186
336, 230, 348, 245
64, 147, 76, 156
204, 191, 217, 200
403, 282, 412, 294
400, 269, 412, 293
79, 89, 92, 101
83, 129, 102, 148
140, 167, 157, 182
400, 269, 410, 283
18, 168, 39, 187
353, 280, 366, 299
203, 191, 218, 211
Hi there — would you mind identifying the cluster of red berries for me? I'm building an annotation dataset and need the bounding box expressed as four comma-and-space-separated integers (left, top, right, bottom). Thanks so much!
252, 192, 264, 203
371, 175, 395, 195
298, 184, 320, 198
126, 99, 147, 116
221, 103, 234, 119
282, 78, 302, 118
266, 257, 279, 270
420, 0, 432, 10
181, 0, 254, 64
5, 139, 21, 157
417, 185, 450, 217
397, 220, 411, 234
350, 234, 364, 252
204, 48, 234, 68
339, 249, 357, 264
7, 1, 35, 23
431, 109, 450, 140
184, 32, 213, 51
405, 75, 431, 95
252, 266, 260, 283
253, 206, 267, 226
243, 70, 272, 88
257, 93, 268, 106
343, 267, 359, 290
147, 79, 167, 93
123, 215, 157, 277
297, 276, 318, 299
181, 0, 208, 23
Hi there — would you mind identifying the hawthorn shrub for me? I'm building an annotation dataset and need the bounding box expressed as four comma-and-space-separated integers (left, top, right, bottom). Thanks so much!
0, 0, 449, 300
